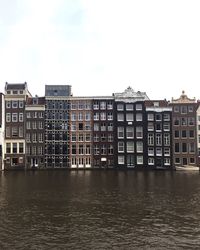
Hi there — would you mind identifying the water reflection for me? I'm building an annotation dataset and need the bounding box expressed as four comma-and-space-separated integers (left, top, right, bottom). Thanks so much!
0, 171, 200, 249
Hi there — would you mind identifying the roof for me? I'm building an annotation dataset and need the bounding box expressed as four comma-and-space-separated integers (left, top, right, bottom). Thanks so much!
5, 82, 27, 90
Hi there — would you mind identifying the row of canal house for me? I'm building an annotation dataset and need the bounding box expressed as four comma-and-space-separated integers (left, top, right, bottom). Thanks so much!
0, 82, 199, 170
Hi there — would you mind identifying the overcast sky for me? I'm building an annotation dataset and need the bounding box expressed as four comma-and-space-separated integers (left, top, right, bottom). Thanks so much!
0, 0, 200, 100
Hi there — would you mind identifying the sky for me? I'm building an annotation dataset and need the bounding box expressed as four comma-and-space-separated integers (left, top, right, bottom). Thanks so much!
0, 0, 200, 100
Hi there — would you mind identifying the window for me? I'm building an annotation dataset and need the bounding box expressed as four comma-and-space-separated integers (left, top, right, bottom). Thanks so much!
164, 134, 170, 146
71, 122, 76, 131
72, 144, 76, 154
136, 104, 142, 110
163, 123, 170, 131
85, 134, 91, 142
6, 127, 10, 137
86, 145, 91, 155
174, 118, 180, 126
126, 113, 134, 121
190, 158, 195, 164
71, 113, 76, 121
181, 118, 187, 126
26, 112, 31, 118
78, 133, 84, 142
188, 117, 195, 126
79, 145, 84, 154
136, 141, 143, 152
164, 158, 170, 165
32, 121, 37, 129
126, 104, 133, 110
32, 146, 37, 155
164, 148, 170, 156
12, 101, 18, 108
148, 113, 154, 121
181, 106, 187, 114
174, 130, 179, 138
156, 148, 162, 156
136, 127, 143, 138
78, 113, 83, 121
126, 127, 134, 138
38, 134, 43, 142
108, 145, 113, 155
182, 143, 187, 153
32, 133, 37, 143
38, 122, 43, 129
26, 133, 30, 142
174, 106, 179, 112
107, 101, 113, 109
85, 113, 91, 121
94, 145, 99, 155
79, 123, 83, 131
156, 114, 162, 121
127, 142, 134, 152
148, 147, 154, 156
156, 134, 162, 146
12, 127, 18, 137
101, 123, 106, 131
118, 127, 124, 138
19, 113, 23, 122
175, 143, 180, 153
117, 113, 124, 121
94, 134, 99, 142
6, 143, 11, 153
78, 102, 84, 110
189, 143, 195, 153
148, 122, 154, 131
164, 114, 170, 121
38, 146, 43, 155
19, 126, 24, 137
148, 158, 154, 165
100, 101, 106, 110
175, 158, 180, 164
19, 143, 23, 153
94, 112, 99, 120
101, 133, 106, 141
19, 101, 23, 108
182, 130, 187, 138
108, 134, 113, 142
148, 133, 154, 145
118, 142, 124, 152
85, 122, 91, 131
12, 143, 17, 153
6, 113, 11, 122
156, 123, 162, 131
6, 101, 11, 108
107, 112, 113, 120
100, 112, 106, 120
33, 112, 37, 118
101, 145, 107, 155
137, 156, 143, 164
188, 106, 193, 112
12, 113, 18, 122
93, 101, 99, 110
108, 123, 113, 131
71, 133, 76, 142
136, 113, 142, 121
117, 104, 124, 110
118, 156, 124, 164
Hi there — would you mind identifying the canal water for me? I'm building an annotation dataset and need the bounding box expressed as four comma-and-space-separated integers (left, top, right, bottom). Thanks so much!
0, 170, 200, 249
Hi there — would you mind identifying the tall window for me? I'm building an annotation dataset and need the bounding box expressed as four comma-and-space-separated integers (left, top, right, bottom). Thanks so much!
156, 134, 162, 146
118, 127, 124, 138
12, 113, 18, 122
136, 127, 143, 138
148, 133, 154, 145
127, 142, 134, 152
126, 127, 134, 138
118, 142, 124, 152
164, 134, 170, 146
6, 113, 11, 122
136, 113, 143, 121
19, 113, 23, 122
136, 141, 143, 152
